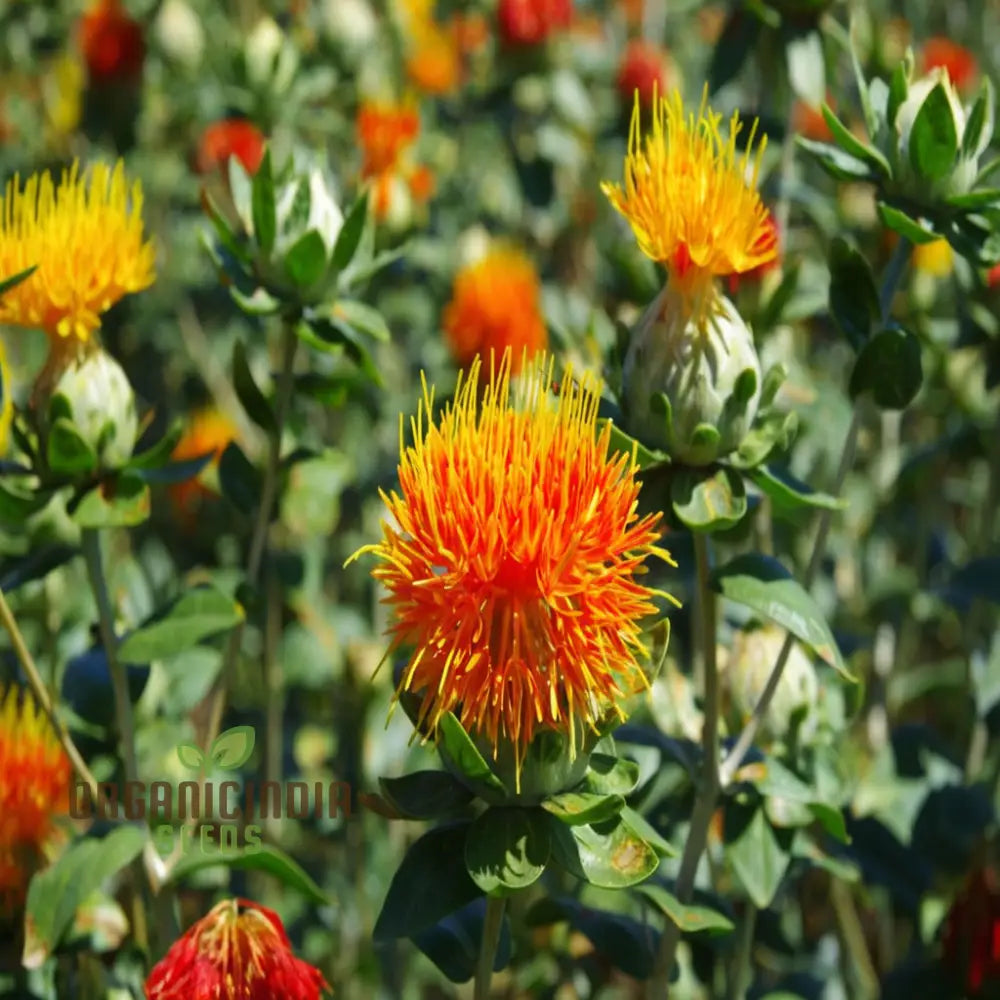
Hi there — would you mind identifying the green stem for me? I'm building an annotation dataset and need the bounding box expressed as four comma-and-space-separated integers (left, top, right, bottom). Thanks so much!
728, 903, 757, 1000
206, 320, 299, 749
649, 532, 719, 995
474, 896, 506, 1000
82, 529, 138, 785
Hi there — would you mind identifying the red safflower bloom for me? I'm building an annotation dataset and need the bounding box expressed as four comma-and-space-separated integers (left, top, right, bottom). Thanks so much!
196, 119, 266, 176
79, 0, 145, 84
987, 262, 1000, 288
922, 37, 978, 92
0, 687, 71, 917
941, 867, 1000, 997
617, 39, 671, 109
443, 249, 548, 377
497, 0, 573, 47
349, 351, 676, 778
145, 898, 329, 1000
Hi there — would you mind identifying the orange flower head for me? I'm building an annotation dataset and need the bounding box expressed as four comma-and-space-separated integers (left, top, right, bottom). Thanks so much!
0, 159, 155, 354
197, 119, 266, 176
145, 897, 329, 1000
407, 23, 461, 95
167, 407, 238, 522
0, 686, 71, 915
443, 249, 548, 377
349, 351, 676, 780
922, 37, 978, 92
79, 0, 145, 84
357, 100, 420, 178
602, 86, 776, 319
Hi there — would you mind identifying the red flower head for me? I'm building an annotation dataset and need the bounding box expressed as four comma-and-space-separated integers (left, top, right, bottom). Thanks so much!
617, 40, 671, 109
922, 37, 978, 93
145, 898, 329, 1000
987, 262, 1000, 289
79, 0, 145, 84
941, 867, 1000, 998
497, 0, 573, 47
197, 119, 267, 176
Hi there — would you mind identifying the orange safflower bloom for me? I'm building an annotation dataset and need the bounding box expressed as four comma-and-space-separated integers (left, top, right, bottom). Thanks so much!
79, 0, 145, 84
167, 407, 237, 521
443, 249, 548, 376
0, 687, 71, 916
406, 23, 461, 95
350, 351, 676, 778
922, 37, 978, 92
357, 100, 432, 220
0, 160, 155, 354
196, 119, 266, 176
145, 898, 329, 1000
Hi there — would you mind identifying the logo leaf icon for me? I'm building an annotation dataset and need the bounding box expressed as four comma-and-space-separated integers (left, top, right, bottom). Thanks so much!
210, 725, 256, 770
176, 743, 206, 771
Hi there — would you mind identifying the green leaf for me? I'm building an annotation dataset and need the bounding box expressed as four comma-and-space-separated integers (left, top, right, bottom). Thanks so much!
168, 844, 328, 904
542, 792, 625, 826
373, 823, 482, 941
908, 83, 959, 181
284, 229, 329, 288
230, 285, 283, 316
127, 419, 184, 470
672, 466, 747, 532
218, 441, 262, 517
748, 465, 847, 519
619, 806, 677, 857
210, 725, 256, 769
710, 553, 853, 679
962, 78, 995, 159
820, 104, 890, 176
176, 743, 206, 770
465, 807, 550, 894
232, 342, 277, 435
23, 825, 146, 968
828, 238, 880, 351
946, 189, 1000, 210
724, 804, 792, 908
72, 473, 150, 529
849, 326, 923, 410
876, 202, 940, 243
438, 712, 507, 796
0, 482, 52, 527
251, 148, 276, 253
583, 754, 640, 796
637, 884, 734, 935
331, 300, 390, 342
785, 29, 825, 108
118, 586, 244, 661
887, 58, 910, 128
796, 138, 875, 182
46, 416, 98, 475
600, 419, 666, 470
228, 157, 253, 229
0, 264, 37, 298
549, 813, 659, 888
331, 191, 369, 272
378, 771, 475, 820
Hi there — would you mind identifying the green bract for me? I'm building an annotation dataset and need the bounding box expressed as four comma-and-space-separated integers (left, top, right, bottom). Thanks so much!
799, 48, 1000, 263
622, 284, 763, 466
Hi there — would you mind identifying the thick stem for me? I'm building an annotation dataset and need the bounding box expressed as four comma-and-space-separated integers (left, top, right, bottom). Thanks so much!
82, 529, 138, 784
728, 903, 757, 1000
649, 532, 719, 994
205, 321, 299, 749
474, 895, 506, 1000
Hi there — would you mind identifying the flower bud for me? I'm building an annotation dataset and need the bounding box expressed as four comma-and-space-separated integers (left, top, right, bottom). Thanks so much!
49, 349, 138, 469
154, 0, 205, 70
244, 17, 298, 93
622, 284, 762, 465
321, 0, 378, 53
728, 625, 818, 743
273, 166, 344, 260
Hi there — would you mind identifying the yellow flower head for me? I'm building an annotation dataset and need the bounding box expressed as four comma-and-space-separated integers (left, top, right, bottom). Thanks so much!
602, 86, 777, 311
0, 159, 155, 354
